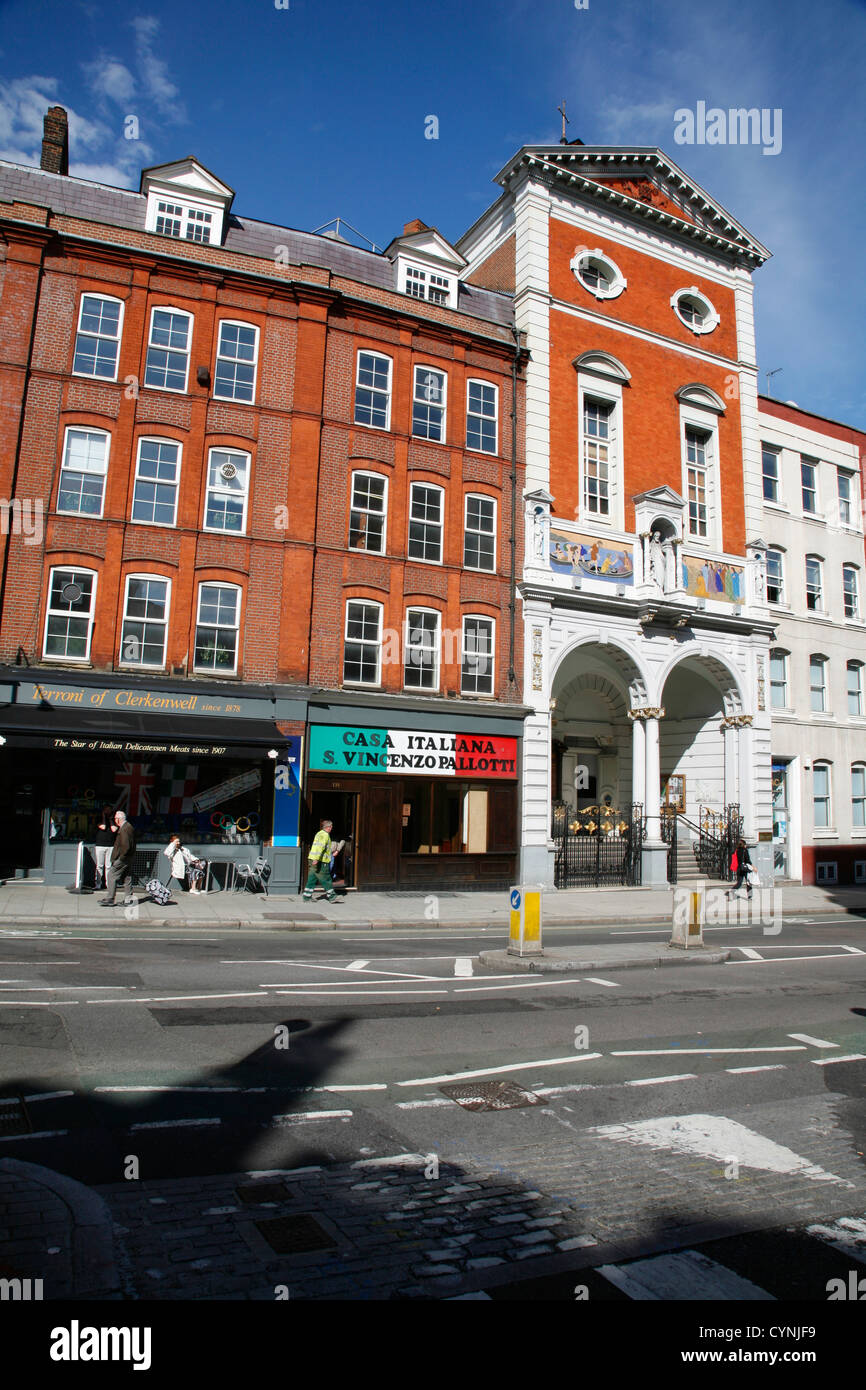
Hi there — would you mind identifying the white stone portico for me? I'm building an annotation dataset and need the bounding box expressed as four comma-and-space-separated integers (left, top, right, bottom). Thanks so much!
520, 493, 775, 887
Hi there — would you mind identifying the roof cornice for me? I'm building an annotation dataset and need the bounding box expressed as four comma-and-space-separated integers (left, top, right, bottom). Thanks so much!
497, 146, 770, 266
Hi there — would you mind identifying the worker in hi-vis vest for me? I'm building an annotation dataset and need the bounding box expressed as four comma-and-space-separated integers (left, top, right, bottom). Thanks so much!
302, 819, 340, 903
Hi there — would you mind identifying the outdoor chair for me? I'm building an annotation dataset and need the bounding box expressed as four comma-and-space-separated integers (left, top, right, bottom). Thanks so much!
233, 856, 271, 896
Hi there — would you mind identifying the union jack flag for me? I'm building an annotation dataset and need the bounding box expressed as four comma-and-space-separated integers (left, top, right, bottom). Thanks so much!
114, 762, 157, 816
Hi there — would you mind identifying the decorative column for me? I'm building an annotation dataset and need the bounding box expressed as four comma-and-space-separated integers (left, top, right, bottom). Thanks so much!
736, 715, 755, 839
628, 711, 646, 810
721, 716, 739, 806
630, 706, 669, 888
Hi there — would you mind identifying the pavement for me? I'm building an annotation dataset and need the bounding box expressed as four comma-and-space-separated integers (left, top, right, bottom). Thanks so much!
1, 877, 865, 932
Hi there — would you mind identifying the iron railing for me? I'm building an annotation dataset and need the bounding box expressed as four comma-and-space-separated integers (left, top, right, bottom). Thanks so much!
698, 804, 743, 881
661, 806, 678, 884
552, 801, 644, 888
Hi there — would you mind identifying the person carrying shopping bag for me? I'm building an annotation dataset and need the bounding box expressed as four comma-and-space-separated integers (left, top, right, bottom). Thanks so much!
302, 819, 340, 903
728, 837, 754, 898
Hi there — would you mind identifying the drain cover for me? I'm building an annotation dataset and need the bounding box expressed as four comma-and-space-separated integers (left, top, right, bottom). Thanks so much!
439, 1080, 547, 1112
0, 1093, 31, 1136
236, 1181, 292, 1205
255, 1213, 337, 1254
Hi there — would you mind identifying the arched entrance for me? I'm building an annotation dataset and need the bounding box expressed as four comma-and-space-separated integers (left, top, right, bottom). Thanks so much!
550, 639, 647, 886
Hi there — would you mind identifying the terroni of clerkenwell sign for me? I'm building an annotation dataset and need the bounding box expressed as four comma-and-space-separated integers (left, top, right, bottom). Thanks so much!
309, 726, 518, 778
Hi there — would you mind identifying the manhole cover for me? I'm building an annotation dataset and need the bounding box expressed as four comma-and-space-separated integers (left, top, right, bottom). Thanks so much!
255, 1213, 337, 1254
236, 1181, 292, 1205
0, 1093, 31, 1136
439, 1080, 547, 1112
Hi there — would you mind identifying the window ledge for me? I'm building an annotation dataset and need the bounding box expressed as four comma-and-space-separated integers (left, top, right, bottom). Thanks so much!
763, 501, 789, 513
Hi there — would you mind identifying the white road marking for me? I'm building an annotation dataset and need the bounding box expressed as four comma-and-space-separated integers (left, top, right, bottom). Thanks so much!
264, 962, 442, 982
146, 992, 270, 1002
0, 1129, 70, 1142
318, 1084, 387, 1092
452, 978, 586, 993
788, 1033, 838, 1048
590, 1113, 851, 1186
810, 1053, 866, 1065
726, 1065, 787, 1074
0, 985, 128, 991
352, 1153, 426, 1168
270, 1110, 353, 1124
0, 1000, 79, 1007
396, 1054, 604, 1087
736, 947, 764, 960
394, 1098, 454, 1110
582, 977, 620, 987
274, 989, 449, 998
727, 952, 863, 966
624, 1074, 698, 1087
454, 957, 474, 977
841, 945, 866, 955
533, 1084, 595, 1098
611, 1046, 806, 1056
130, 1118, 221, 1131
345, 960, 370, 970
597, 1251, 775, 1301
23, 1090, 75, 1102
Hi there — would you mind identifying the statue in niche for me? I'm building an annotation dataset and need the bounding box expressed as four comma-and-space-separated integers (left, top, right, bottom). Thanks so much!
533, 506, 547, 560
649, 531, 666, 591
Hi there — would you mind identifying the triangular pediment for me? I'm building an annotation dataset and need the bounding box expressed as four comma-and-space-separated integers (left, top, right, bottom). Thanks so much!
140, 157, 234, 202
494, 146, 770, 265
634, 486, 685, 508
384, 226, 467, 271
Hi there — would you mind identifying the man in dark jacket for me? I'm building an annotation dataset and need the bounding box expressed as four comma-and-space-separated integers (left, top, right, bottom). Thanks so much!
100, 810, 137, 906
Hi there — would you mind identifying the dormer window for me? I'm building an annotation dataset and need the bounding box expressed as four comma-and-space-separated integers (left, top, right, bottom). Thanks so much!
142, 158, 233, 248
385, 221, 466, 313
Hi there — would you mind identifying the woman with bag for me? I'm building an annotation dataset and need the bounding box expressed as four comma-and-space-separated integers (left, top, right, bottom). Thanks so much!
164, 834, 207, 894
729, 837, 754, 898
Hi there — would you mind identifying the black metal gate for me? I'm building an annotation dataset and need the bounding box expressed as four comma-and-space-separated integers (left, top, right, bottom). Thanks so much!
698, 804, 743, 881
552, 801, 644, 888
661, 806, 678, 884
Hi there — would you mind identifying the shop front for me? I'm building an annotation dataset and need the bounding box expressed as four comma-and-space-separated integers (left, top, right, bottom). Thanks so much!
0, 669, 305, 890
305, 700, 524, 891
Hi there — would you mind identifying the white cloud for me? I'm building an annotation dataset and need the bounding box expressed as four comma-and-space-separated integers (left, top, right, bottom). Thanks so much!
83, 55, 137, 108
0, 74, 152, 187
131, 15, 186, 122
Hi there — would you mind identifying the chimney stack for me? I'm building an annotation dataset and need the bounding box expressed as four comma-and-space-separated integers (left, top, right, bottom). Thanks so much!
41, 106, 69, 175
403, 219, 428, 236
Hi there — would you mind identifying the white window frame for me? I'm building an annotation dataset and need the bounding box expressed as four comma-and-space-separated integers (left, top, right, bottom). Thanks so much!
837, 469, 857, 528
570, 248, 627, 300
193, 582, 241, 675
213, 320, 259, 404
412, 365, 447, 443
762, 444, 781, 503
769, 650, 788, 710
843, 564, 860, 620
682, 421, 713, 542
354, 350, 392, 431
348, 471, 388, 554
847, 661, 863, 717
151, 197, 214, 245
466, 379, 498, 456
343, 599, 383, 687
463, 494, 497, 573
119, 574, 171, 669
805, 555, 824, 613
144, 306, 192, 394
57, 427, 109, 518
131, 437, 181, 528
852, 763, 866, 829
407, 482, 444, 565
72, 293, 124, 381
670, 286, 719, 335
42, 567, 97, 663
579, 391, 619, 524
809, 655, 827, 713
403, 263, 453, 306
812, 762, 832, 829
461, 615, 495, 697
801, 456, 818, 516
766, 548, 785, 605
403, 607, 441, 692
203, 448, 251, 535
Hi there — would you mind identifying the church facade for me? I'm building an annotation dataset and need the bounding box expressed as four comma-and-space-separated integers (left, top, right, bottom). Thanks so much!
458, 144, 777, 887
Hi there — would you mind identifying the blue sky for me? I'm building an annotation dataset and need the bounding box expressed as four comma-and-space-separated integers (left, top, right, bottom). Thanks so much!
1, 0, 865, 428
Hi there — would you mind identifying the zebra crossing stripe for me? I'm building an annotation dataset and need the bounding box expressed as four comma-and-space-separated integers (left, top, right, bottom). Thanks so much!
596, 1250, 775, 1301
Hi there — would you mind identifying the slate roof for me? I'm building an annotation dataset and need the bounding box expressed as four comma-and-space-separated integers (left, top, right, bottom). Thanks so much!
0, 160, 514, 330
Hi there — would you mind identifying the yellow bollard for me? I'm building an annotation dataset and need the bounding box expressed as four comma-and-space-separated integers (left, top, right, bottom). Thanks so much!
508, 885, 543, 956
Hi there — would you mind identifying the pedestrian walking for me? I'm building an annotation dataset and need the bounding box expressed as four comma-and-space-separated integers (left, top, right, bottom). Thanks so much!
302, 819, 340, 903
93, 807, 116, 890
163, 834, 206, 894
100, 810, 137, 906
728, 837, 754, 898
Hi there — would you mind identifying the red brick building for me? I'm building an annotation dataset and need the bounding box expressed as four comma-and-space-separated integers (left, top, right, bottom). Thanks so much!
0, 108, 526, 891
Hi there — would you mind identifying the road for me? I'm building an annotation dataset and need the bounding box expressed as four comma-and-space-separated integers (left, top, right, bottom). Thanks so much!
1, 913, 865, 1302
